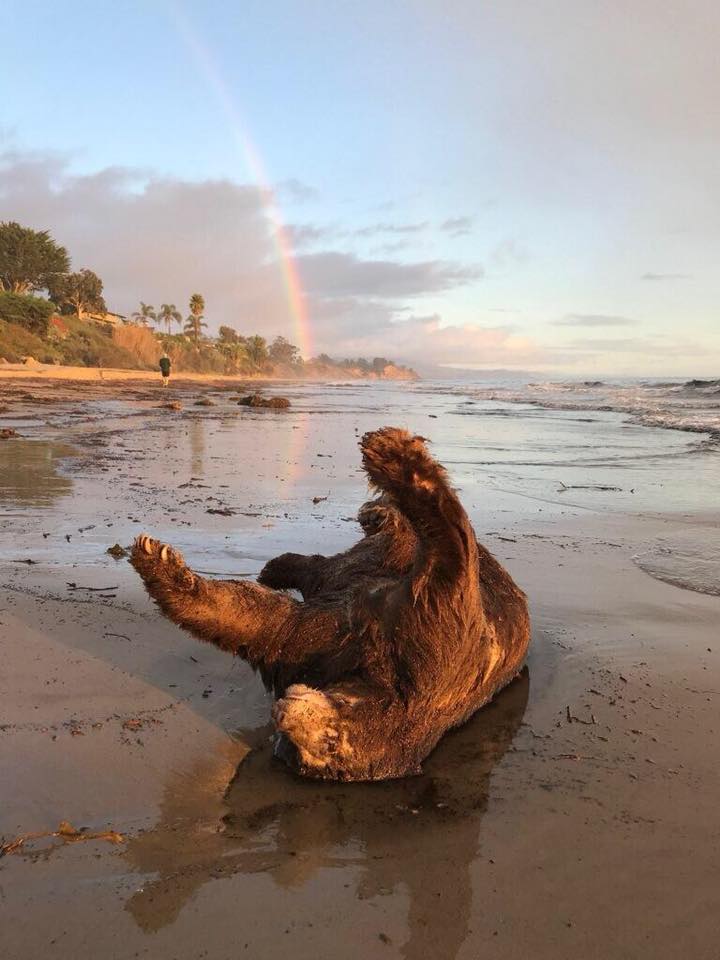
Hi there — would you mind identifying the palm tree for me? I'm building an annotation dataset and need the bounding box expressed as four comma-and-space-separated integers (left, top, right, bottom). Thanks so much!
131, 302, 156, 327
184, 313, 207, 344
157, 303, 182, 335
185, 292, 206, 344
218, 337, 249, 374
189, 293, 205, 318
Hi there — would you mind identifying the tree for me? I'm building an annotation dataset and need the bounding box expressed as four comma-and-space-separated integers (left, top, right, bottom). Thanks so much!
217, 326, 249, 371
184, 293, 207, 344
0, 291, 55, 336
315, 352, 334, 366
218, 325, 239, 344
184, 313, 207, 344
217, 337, 249, 374
0, 222, 70, 294
131, 302, 157, 327
268, 335, 301, 366
46, 269, 106, 319
157, 303, 182, 335
244, 334, 268, 367
189, 293, 205, 318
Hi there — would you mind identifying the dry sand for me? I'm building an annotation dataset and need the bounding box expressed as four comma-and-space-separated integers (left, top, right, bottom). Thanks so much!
0, 374, 718, 960
0, 360, 286, 383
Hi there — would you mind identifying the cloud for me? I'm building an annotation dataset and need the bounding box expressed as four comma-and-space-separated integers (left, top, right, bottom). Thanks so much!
353, 221, 429, 238
355, 216, 475, 240
307, 307, 549, 370
553, 314, 636, 327
641, 272, 692, 281
275, 178, 319, 203
296, 252, 482, 298
384, 316, 542, 367
0, 150, 278, 316
440, 217, 473, 237
285, 223, 332, 248
371, 240, 414, 256
0, 148, 487, 364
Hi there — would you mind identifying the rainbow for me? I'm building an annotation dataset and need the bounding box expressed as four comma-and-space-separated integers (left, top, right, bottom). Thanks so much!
164, 2, 313, 360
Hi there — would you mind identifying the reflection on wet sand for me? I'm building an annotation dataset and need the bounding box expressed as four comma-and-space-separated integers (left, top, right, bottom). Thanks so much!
187, 418, 206, 478
0, 440, 77, 506
124, 670, 529, 959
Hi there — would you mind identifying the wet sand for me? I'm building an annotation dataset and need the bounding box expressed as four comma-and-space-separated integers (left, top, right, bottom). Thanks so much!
1, 376, 719, 959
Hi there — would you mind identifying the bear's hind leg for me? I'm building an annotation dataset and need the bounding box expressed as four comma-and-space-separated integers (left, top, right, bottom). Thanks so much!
360, 427, 477, 585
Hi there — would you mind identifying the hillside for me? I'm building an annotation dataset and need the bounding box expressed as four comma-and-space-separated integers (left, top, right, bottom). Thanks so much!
0, 316, 418, 381
0, 316, 143, 369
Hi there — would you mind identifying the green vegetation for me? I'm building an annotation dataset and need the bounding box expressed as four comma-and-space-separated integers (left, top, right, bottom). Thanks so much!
131, 302, 157, 326
337, 356, 394, 373
54, 316, 140, 367
157, 303, 182, 335
47, 269, 106, 319
268, 335, 300, 366
245, 334, 269, 367
0, 305, 416, 378
0, 291, 55, 336
0, 315, 139, 367
0, 222, 69, 294
189, 293, 205, 317
217, 326, 250, 373
184, 293, 206, 343
0, 318, 56, 363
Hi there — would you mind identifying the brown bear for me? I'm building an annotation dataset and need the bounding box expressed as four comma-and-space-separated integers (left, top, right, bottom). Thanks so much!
130, 427, 531, 781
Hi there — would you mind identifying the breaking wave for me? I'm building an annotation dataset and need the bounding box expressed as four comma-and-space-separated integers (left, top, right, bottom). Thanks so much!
454, 378, 720, 440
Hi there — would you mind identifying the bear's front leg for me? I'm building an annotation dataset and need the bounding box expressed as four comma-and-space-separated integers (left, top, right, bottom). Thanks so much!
258, 552, 326, 599
131, 535, 299, 660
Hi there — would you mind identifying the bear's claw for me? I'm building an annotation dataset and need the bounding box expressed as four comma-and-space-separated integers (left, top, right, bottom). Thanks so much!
131, 535, 193, 588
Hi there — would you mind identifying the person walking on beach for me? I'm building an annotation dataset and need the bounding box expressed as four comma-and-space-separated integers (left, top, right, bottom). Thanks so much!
159, 352, 171, 387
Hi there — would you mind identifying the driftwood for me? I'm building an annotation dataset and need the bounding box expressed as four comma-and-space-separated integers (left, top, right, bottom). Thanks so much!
558, 481, 622, 493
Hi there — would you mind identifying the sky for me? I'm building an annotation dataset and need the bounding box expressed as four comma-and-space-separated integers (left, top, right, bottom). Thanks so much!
1, 0, 718, 375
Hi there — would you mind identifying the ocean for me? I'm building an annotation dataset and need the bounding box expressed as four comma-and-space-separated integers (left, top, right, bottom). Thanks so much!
1, 373, 718, 598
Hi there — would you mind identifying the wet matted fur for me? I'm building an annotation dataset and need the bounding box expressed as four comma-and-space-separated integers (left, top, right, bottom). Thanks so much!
130, 427, 531, 780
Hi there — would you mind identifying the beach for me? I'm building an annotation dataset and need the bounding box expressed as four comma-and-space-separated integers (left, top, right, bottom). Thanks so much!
1, 372, 719, 960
